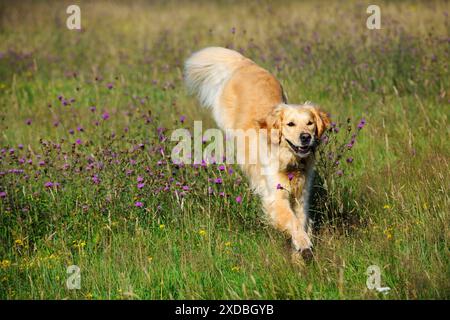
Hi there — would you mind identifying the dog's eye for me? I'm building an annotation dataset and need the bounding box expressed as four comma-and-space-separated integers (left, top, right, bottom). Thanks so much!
307, 121, 313, 126
287, 122, 295, 127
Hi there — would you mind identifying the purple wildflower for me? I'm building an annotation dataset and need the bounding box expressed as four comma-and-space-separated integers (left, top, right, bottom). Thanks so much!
235, 195, 242, 203
92, 175, 100, 184
357, 118, 366, 130
134, 201, 143, 208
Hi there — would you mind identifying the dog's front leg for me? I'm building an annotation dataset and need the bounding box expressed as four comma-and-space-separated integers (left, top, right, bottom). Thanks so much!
292, 200, 313, 251
263, 189, 312, 252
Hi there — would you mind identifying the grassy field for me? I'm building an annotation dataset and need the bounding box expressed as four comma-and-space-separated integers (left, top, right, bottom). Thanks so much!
0, 0, 449, 299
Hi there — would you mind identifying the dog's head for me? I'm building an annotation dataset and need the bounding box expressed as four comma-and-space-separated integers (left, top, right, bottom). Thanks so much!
264, 103, 330, 158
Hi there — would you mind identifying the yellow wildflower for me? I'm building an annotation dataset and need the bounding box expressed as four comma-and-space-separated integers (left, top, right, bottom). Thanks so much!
231, 266, 240, 272
1, 260, 11, 269
198, 229, 206, 236
159, 224, 165, 230
14, 239, 24, 247
383, 227, 393, 240
73, 240, 86, 249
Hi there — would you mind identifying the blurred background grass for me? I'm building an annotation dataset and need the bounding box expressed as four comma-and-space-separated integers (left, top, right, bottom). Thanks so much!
0, 0, 448, 299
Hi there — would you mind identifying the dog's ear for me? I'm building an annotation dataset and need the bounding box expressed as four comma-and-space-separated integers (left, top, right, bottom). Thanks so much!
310, 107, 331, 138
258, 104, 284, 144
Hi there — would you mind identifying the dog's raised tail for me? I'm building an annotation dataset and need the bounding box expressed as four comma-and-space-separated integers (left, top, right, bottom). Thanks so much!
184, 47, 248, 110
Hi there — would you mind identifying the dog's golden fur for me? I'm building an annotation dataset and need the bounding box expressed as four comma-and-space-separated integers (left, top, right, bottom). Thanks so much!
185, 47, 330, 253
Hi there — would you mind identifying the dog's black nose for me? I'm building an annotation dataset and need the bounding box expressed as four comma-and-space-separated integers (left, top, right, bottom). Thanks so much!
300, 133, 311, 144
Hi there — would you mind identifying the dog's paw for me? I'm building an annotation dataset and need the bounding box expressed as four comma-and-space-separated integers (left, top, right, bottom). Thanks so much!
290, 247, 313, 265
291, 230, 313, 252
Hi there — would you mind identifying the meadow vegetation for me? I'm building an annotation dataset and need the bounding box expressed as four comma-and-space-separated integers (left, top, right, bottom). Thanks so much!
0, 0, 448, 299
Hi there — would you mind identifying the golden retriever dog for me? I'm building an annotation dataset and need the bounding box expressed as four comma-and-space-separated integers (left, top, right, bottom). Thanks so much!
184, 47, 330, 256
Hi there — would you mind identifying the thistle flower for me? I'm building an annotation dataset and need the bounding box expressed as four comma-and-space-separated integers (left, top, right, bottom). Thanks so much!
357, 118, 366, 130
44, 182, 53, 188
235, 195, 242, 203
92, 175, 100, 184
134, 201, 143, 208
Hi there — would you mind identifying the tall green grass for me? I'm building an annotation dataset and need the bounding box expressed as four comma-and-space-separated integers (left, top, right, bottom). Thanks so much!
0, 0, 448, 299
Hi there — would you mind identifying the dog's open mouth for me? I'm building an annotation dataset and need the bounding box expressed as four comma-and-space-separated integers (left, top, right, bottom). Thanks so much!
286, 139, 311, 155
